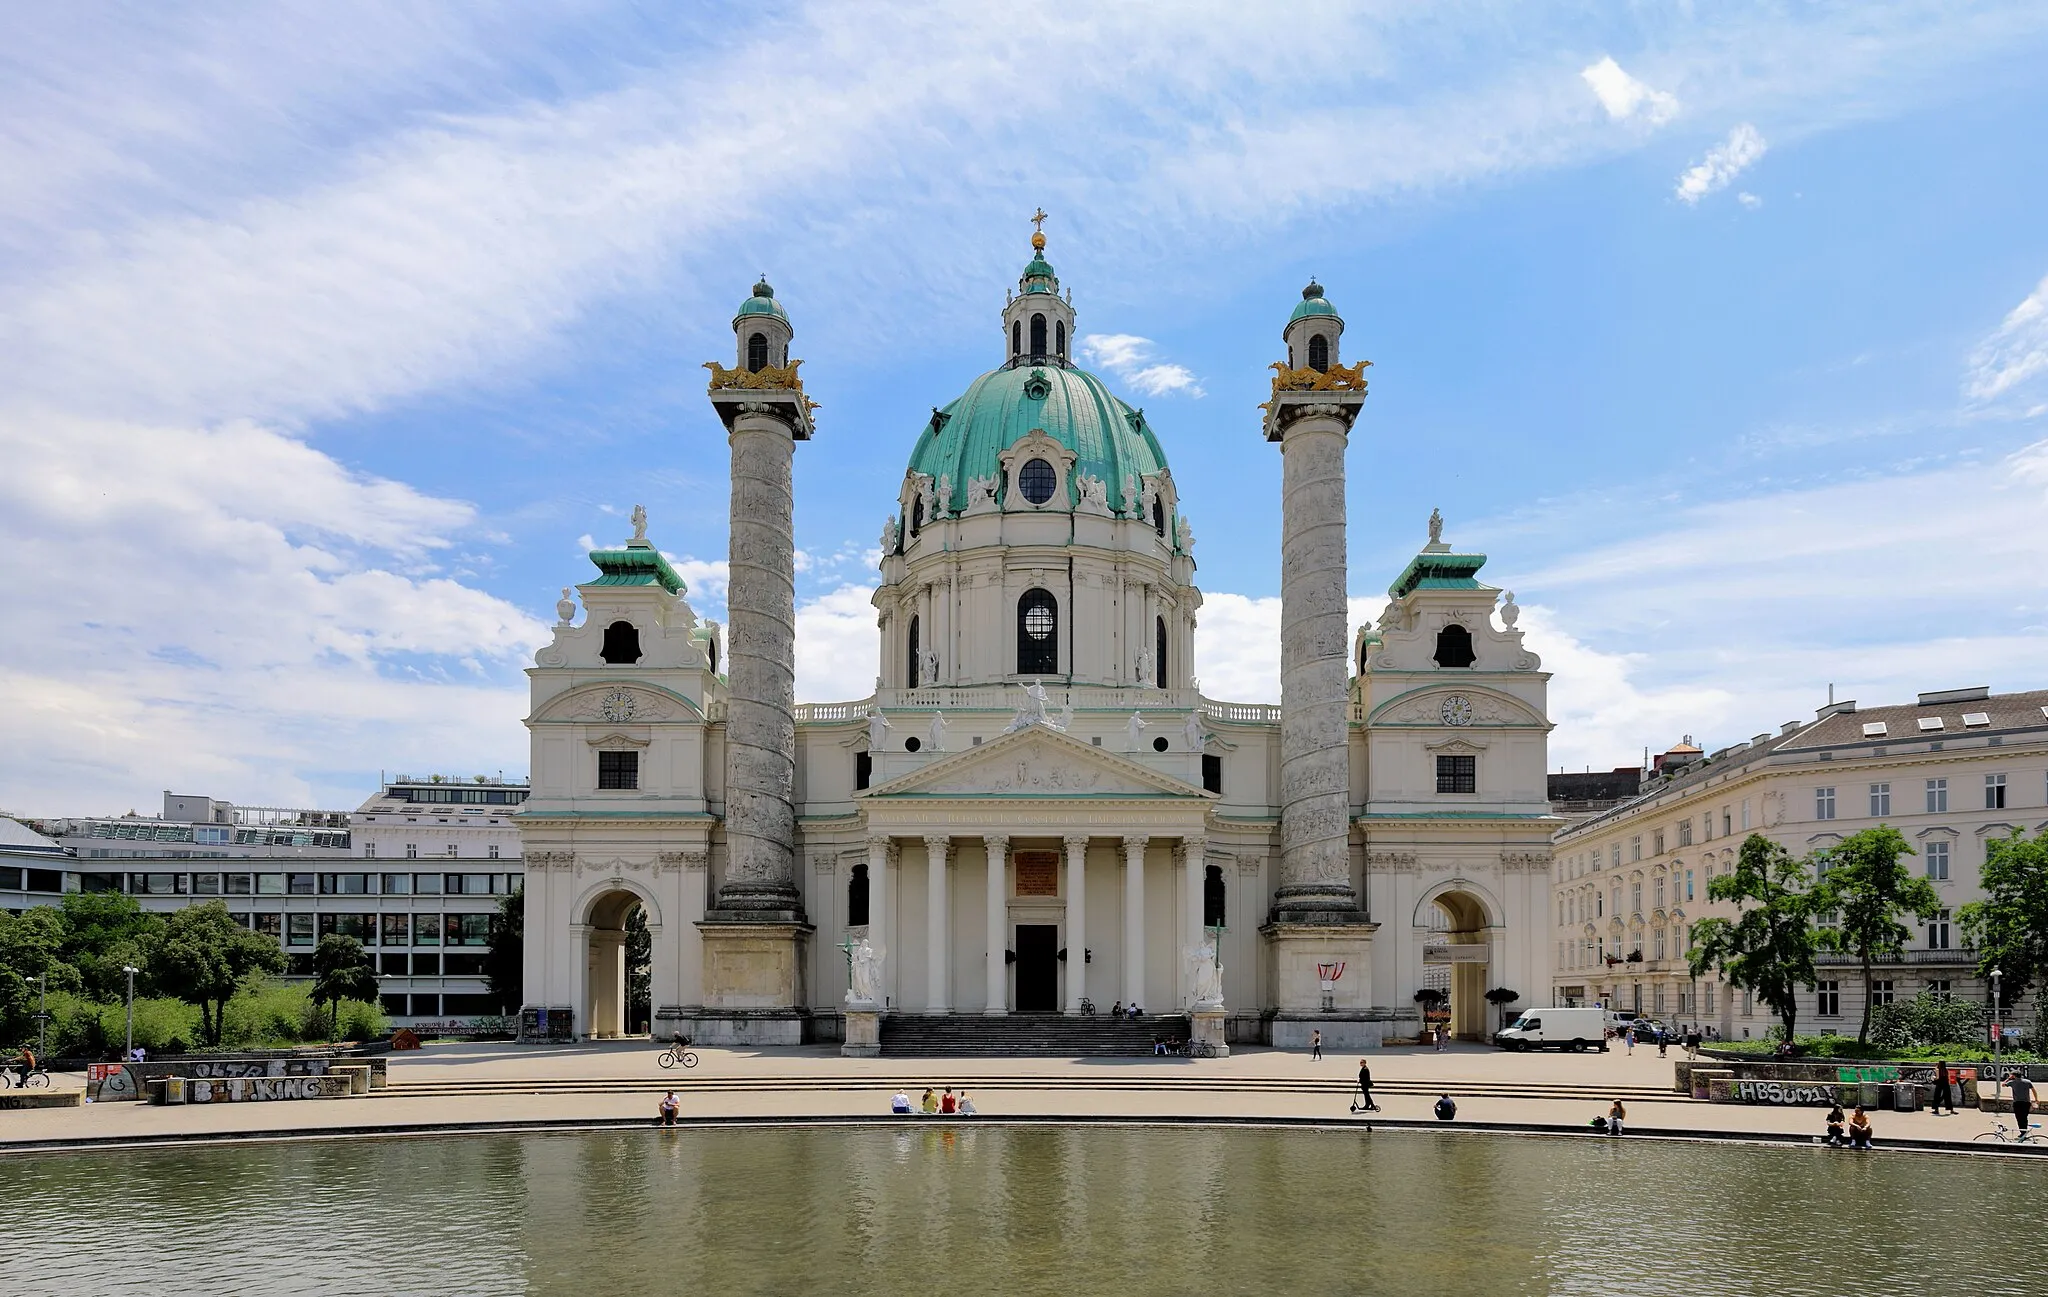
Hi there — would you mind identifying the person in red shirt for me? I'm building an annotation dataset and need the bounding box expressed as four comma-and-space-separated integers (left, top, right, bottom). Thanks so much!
940, 1088, 958, 1114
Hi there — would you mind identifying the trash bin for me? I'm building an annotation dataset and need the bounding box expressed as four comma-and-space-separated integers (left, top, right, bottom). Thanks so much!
1893, 1083, 1919, 1112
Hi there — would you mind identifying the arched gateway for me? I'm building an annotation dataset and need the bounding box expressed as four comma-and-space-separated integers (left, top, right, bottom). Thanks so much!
517, 231, 1558, 1050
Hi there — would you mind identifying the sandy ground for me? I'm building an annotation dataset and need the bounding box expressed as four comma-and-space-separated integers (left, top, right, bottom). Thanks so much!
2, 1039, 2030, 1153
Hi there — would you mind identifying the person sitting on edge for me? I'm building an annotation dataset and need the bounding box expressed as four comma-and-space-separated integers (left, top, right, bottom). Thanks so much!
891, 1089, 913, 1115
1111, 1002, 1123, 1017
1848, 1105, 1873, 1149
1433, 1094, 1457, 1122
1128, 1004, 1142, 1020
921, 1087, 941, 1115
657, 1091, 680, 1128
941, 1088, 957, 1114
1825, 1102, 1846, 1146
1607, 1100, 1626, 1135
957, 1092, 977, 1116
1153, 1036, 1167, 1056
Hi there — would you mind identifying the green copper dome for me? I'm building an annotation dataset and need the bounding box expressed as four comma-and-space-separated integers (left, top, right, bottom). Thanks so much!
734, 277, 787, 322
1020, 253, 1058, 291
1290, 278, 1339, 324
907, 364, 1168, 513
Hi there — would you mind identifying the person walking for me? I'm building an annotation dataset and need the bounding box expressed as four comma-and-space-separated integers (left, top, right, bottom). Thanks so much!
2008, 1071, 2034, 1139
1684, 1027, 1701, 1060
657, 1091, 680, 1128
1352, 1059, 1378, 1113
1624, 1027, 1636, 1056
1607, 1099, 1626, 1135
1656, 1026, 1668, 1058
1310, 1029, 1322, 1061
1932, 1061, 1956, 1116
1433, 1024, 1447, 1052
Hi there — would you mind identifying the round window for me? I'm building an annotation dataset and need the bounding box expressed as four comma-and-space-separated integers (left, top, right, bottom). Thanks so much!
904, 736, 922, 753
1152, 735, 1170, 753
1022, 599, 1055, 641
1019, 458, 1057, 504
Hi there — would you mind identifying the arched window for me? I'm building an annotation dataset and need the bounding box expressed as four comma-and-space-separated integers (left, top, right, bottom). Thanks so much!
600, 620, 641, 664
1029, 313, 1047, 358
1055, 320, 1066, 361
907, 616, 921, 689
1307, 333, 1329, 372
707, 634, 719, 675
1017, 588, 1058, 675
1433, 624, 1475, 668
1155, 616, 1168, 689
910, 495, 924, 536
1358, 638, 1369, 676
1012, 319, 1021, 358
849, 863, 870, 927
1152, 496, 1165, 536
747, 332, 769, 372
1203, 863, 1226, 928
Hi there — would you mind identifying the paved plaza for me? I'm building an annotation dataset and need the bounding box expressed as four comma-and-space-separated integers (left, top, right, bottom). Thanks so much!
4, 1040, 2037, 1154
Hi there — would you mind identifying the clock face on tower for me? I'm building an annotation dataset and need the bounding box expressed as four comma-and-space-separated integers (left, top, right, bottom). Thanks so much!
1440, 694, 1474, 726
597, 686, 638, 723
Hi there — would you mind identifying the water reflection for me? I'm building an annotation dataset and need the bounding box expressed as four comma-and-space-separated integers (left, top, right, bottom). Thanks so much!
3, 1127, 2040, 1296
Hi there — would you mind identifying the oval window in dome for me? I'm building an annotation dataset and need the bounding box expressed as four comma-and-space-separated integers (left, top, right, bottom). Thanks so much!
1019, 458, 1057, 504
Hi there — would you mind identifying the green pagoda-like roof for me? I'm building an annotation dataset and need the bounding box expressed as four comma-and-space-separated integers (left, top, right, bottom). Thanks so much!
1388, 550, 1488, 599
587, 543, 685, 594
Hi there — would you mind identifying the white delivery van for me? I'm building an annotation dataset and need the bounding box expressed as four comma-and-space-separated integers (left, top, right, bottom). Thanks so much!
1494, 1006, 1615, 1052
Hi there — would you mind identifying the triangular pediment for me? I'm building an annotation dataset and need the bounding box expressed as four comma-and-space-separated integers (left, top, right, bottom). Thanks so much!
862, 725, 1210, 799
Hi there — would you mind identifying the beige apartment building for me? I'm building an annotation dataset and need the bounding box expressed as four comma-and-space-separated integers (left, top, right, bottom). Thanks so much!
1551, 687, 2048, 1038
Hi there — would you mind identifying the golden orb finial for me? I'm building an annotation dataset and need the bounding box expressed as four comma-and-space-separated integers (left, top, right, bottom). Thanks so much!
1029, 206, 1049, 251
1031, 231, 1046, 251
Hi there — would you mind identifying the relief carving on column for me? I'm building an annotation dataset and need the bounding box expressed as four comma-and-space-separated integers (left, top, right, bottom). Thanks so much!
1062, 833, 1090, 855
656, 850, 709, 875
527, 850, 575, 871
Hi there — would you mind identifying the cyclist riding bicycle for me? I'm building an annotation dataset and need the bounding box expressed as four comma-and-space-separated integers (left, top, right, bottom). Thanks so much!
9, 1046, 33, 1088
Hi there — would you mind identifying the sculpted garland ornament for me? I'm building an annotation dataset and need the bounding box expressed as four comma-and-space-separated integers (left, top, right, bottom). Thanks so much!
597, 687, 639, 723
1439, 694, 1474, 726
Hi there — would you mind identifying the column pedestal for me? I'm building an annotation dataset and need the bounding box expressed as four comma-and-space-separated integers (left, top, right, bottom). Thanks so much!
1189, 1006, 1230, 1058
1261, 921, 1385, 1049
692, 920, 814, 1045
841, 1002, 882, 1058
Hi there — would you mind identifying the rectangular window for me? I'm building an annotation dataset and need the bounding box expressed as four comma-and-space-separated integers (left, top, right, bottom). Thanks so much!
1928, 909, 1951, 950
1652, 985, 1666, 1014
287, 873, 315, 895
1630, 836, 1641, 862
1201, 753, 1222, 794
364, 842, 376, 859
1814, 787, 1836, 820
1610, 845, 1620, 869
224, 873, 253, 895
1653, 831, 1665, 856
1652, 928, 1666, 960
1703, 982, 1716, 1015
598, 749, 640, 790
1654, 876, 1666, 908
318, 913, 371, 941
1741, 800, 1751, 830
412, 956, 440, 978
1817, 981, 1840, 1017
488, 844, 500, 860
445, 913, 493, 947
1722, 810, 1732, 836
1741, 990, 1752, 1017
1985, 773, 2007, 810
1435, 755, 1476, 794
414, 914, 442, 945
406, 843, 419, 859
461, 874, 492, 896
1871, 979, 1895, 1008
1678, 820, 1693, 847
446, 844, 460, 858
383, 873, 411, 895
1630, 882, 1643, 914
191, 873, 220, 895
379, 954, 408, 977
381, 914, 411, 945
443, 953, 489, 977
254, 912, 282, 940
1925, 840, 1950, 881
1685, 869, 1694, 901
414, 873, 443, 895
287, 913, 316, 947
1869, 783, 1890, 817
1926, 779, 1947, 813
1928, 979, 1952, 1002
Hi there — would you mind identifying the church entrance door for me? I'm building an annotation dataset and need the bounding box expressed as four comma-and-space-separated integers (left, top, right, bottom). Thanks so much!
1014, 924, 1058, 1012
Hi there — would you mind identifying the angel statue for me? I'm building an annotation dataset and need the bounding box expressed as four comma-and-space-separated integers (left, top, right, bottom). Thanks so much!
1003, 679, 1053, 734
848, 939, 886, 1006
867, 708, 893, 751
630, 503, 648, 543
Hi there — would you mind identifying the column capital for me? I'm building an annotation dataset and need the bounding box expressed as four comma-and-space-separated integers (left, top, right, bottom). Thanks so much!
1174, 834, 1208, 863
865, 834, 892, 853
923, 834, 951, 857
983, 833, 1010, 855
1121, 833, 1150, 852
1062, 833, 1090, 854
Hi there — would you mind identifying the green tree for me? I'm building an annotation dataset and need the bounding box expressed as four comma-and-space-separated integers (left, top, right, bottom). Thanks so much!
148, 901, 285, 1046
1485, 987, 1522, 1031
1813, 826, 1943, 1045
310, 935, 380, 1041
0, 907, 78, 1042
1958, 828, 2048, 1013
625, 904, 652, 1033
1688, 834, 1823, 1046
482, 887, 524, 1014
58, 892, 165, 1000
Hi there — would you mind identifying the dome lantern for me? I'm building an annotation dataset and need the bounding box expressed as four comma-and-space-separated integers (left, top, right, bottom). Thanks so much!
733, 274, 792, 372
1002, 208, 1075, 370
1283, 277, 1343, 372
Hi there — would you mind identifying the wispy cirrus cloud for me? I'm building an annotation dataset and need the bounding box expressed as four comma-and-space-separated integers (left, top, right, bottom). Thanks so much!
1675, 123, 1768, 203
1079, 333, 1205, 398
1966, 271, 2048, 407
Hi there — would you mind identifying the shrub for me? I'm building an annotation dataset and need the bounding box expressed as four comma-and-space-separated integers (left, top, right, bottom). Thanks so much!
334, 998, 386, 1043
1870, 991, 1990, 1053
219, 977, 314, 1048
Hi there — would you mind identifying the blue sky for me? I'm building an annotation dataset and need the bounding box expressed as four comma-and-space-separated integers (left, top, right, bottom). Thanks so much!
4, 2, 2047, 815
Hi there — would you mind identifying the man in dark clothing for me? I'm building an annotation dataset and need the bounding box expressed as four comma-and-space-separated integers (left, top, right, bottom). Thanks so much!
1352, 1060, 1378, 1113
2008, 1072, 2034, 1139
1931, 1061, 1956, 1115
1433, 1094, 1456, 1122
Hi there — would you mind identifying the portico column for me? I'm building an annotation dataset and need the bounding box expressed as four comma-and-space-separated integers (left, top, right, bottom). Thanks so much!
924, 835, 951, 1012
1063, 834, 1089, 1013
865, 836, 891, 991
983, 834, 1009, 1014
1123, 834, 1148, 1009
1180, 835, 1207, 1006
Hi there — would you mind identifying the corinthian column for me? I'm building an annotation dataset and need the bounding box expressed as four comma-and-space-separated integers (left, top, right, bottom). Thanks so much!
716, 406, 805, 919
925, 835, 951, 1012
1063, 834, 1089, 1013
983, 833, 1009, 1014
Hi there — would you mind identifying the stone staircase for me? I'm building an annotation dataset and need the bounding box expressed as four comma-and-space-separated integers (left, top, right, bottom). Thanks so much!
878, 1013, 1192, 1058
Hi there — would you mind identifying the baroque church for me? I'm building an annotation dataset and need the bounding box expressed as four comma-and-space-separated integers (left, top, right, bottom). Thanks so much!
517, 228, 1556, 1052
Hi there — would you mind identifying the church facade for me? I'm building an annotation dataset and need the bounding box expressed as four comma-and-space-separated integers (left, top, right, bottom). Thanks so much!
518, 232, 1556, 1049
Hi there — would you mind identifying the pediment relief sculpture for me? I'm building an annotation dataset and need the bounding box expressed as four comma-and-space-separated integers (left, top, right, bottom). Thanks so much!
1378, 690, 1542, 727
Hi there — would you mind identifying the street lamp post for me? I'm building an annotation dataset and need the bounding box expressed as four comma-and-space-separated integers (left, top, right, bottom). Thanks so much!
121, 965, 141, 1059
1991, 967, 2004, 1112
33, 974, 48, 1057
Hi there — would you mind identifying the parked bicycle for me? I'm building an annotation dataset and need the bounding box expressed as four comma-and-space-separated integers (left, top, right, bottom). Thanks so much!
1972, 1118, 2037, 1145
658, 1035, 699, 1070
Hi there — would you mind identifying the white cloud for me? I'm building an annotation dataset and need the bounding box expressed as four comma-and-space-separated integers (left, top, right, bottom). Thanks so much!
1737, 191, 1763, 209
0, 408, 549, 814
1966, 271, 2048, 404
1079, 334, 1205, 398
795, 584, 879, 702
1580, 56, 1679, 125
1675, 123, 1768, 204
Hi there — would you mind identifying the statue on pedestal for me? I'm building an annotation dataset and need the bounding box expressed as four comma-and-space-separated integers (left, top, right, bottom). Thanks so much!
847, 938, 885, 1006
1187, 940, 1224, 1008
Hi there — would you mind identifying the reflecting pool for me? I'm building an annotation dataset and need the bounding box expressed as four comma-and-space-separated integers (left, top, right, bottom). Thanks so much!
5, 1126, 2040, 1295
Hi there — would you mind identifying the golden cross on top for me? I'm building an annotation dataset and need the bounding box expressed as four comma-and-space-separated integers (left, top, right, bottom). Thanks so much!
1030, 207, 1049, 235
